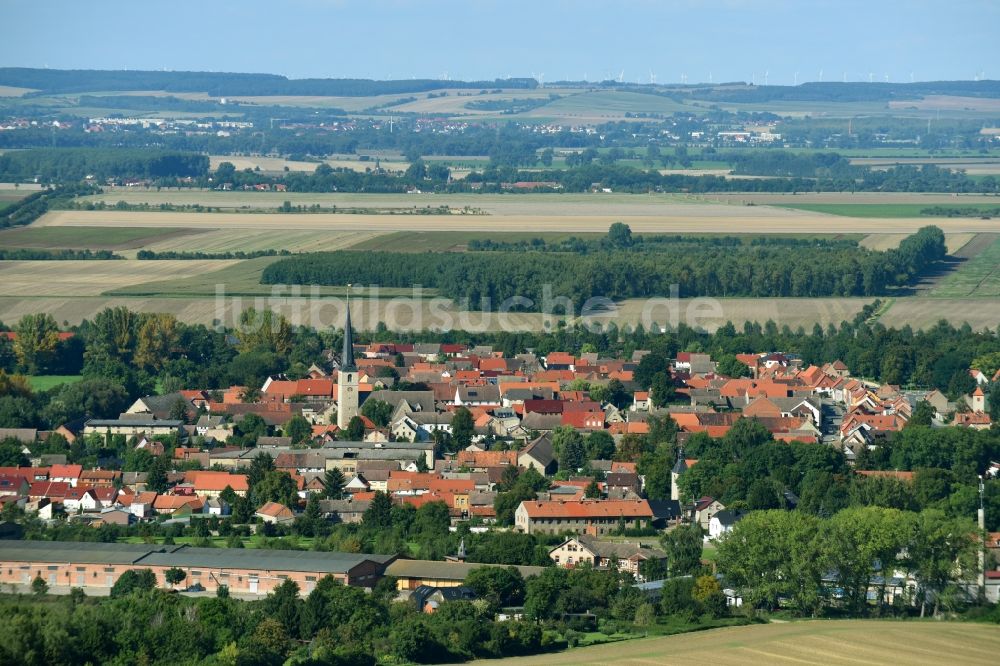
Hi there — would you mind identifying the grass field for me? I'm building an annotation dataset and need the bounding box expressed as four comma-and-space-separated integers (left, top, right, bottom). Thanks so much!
930, 235, 1000, 298
27, 375, 83, 391
775, 203, 1000, 218
478, 620, 1000, 666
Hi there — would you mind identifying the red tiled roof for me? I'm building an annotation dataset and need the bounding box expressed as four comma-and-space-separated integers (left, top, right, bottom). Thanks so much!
520, 499, 652, 519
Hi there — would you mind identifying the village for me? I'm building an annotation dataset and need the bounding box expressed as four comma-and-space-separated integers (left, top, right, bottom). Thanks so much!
1, 304, 998, 611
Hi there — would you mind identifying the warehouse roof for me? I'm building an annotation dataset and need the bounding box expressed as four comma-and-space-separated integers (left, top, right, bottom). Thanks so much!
0, 540, 181, 565
0, 540, 395, 574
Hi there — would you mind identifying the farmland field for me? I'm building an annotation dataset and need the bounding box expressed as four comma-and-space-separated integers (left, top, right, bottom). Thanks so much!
929, 234, 1000, 297
101, 256, 417, 298
0, 259, 240, 297
33, 207, 1000, 235
860, 232, 975, 253
139, 229, 383, 254
775, 203, 1000, 218
0, 226, 198, 250
478, 620, 1000, 666
850, 156, 1000, 175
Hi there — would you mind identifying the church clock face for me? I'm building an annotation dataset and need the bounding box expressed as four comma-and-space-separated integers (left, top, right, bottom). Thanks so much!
347, 387, 354, 393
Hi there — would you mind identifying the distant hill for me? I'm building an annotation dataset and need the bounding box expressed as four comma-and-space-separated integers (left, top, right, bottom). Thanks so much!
0, 68, 537, 97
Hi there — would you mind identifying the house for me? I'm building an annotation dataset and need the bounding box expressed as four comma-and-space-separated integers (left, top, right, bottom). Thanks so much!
518, 433, 556, 475
186, 471, 249, 498
693, 497, 726, 532
548, 534, 667, 580
708, 509, 746, 540
62, 487, 99, 513
84, 416, 184, 438
256, 501, 295, 524
205, 498, 230, 516
410, 584, 477, 613
49, 464, 83, 487
514, 499, 653, 536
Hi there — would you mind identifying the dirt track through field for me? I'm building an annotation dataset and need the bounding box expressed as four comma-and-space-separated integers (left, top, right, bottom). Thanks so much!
34, 209, 1000, 234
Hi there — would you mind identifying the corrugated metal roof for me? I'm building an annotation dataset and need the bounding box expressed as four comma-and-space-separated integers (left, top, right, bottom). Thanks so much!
0, 540, 180, 565
0, 540, 395, 574
138, 547, 394, 574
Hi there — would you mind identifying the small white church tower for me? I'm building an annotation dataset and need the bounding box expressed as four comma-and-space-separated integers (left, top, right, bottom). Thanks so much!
337, 287, 359, 430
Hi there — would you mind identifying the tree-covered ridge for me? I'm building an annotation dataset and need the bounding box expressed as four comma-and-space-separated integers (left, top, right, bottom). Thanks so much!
261, 226, 946, 308
0, 67, 536, 96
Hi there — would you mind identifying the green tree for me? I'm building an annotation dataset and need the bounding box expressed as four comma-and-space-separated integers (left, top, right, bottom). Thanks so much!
346, 415, 365, 440
908, 400, 936, 427
30, 574, 48, 596
283, 415, 312, 445
715, 354, 751, 378
361, 398, 393, 427
661, 524, 703, 576
146, 456, 169, 494
554, 426, 586, 472
451, 407, 474, 449
13, 313, 60, 374
164, 567, 187, 588
110, 569, 157, 597
716, 510, 824, 614
247, 452, 276, 489
254, 470, 298, 507
465, 566, 526, 607
821, 506, 913, 614
585, 430, 616, 460
584, 478, 601, 498
321, 467, 345, 500
363, 491, 393, 529
908, 509, 978, 617
649, 370, 675, 407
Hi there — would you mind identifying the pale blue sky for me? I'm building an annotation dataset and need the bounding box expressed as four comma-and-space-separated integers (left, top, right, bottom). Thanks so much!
3, 0, 997, 84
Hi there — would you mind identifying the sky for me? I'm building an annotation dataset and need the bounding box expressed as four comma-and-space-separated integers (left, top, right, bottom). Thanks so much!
3, 0, 998, 84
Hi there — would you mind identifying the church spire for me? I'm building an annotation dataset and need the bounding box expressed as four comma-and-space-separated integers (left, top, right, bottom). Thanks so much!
341, 285, 357, 372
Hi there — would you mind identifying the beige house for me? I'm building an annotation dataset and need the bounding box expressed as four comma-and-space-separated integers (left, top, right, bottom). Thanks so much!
514, 499, 653, 536
548, 535, 666, 580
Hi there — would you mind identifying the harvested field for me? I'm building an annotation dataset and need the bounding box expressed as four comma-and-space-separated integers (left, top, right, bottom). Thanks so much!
851, 156, 1000, 175
33, 208, 1000, 235
0, 259, 239, 297
0, 86, 35, 97
101, 257, 415, 298
477, 620, 1000, 666
860, 232, 976, 253
0, 226, 198, 250
140, 229, 382, 254
0, 293, 996, 331
776, 203, 1000, 217
889, 94, 1000, 112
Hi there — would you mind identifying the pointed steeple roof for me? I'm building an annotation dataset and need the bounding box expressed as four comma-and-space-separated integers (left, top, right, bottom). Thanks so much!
672, 447, 687, 474
341, 288, 357, 372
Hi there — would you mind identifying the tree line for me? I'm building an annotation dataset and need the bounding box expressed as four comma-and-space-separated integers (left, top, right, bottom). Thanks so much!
261, 226, 946, 308
0, 148, 208, 183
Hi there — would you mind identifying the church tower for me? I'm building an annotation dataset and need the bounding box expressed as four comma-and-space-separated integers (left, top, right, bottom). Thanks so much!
337, 288, 359, 430
671, 447, 687, 502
